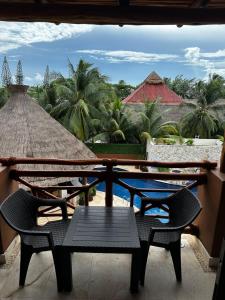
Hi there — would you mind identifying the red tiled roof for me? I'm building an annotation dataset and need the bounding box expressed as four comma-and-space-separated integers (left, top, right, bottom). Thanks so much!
123, 71, 183, 105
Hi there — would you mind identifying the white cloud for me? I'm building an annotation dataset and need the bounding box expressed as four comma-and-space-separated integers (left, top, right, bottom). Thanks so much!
34, 73, 44, 82
77, 49, 178, 64
0, 22, 94, 53
184, 47, 225, 78
201, 49, 225, 58
25, 76, 32, 82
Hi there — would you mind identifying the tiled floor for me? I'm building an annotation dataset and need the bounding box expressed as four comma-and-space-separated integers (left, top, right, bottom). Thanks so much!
0, 237, 216, 300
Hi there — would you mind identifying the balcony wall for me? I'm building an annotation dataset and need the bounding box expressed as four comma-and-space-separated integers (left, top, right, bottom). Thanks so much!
198, 168, 225, 258
0, 166, 18, 261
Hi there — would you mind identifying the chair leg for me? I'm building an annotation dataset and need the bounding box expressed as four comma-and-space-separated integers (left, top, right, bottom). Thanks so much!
19, 243, 33, 286
170, 239, 182, 282
140, 241, 150, 286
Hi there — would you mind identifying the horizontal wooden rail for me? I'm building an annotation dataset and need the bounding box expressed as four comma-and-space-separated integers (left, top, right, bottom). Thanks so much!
111, 159, 217, 169
10, 169, 207, 183
114, 171, 207, 182
33, 185, 88, 191
0, 157, 217, 169
11, 170, 105, 178
0, 157, 103, 166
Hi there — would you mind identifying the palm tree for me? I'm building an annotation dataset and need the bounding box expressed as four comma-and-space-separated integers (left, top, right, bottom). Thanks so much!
112, 80, 135, 100
180, 74, 225, 138
137, 101, 180, 143
92, 98, 137, 143
164, 75, 196, 99
49, 60, 113, 141
28, 82, 61, 115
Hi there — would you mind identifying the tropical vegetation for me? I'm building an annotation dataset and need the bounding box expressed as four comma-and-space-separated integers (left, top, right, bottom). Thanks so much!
1, 57, 225, 142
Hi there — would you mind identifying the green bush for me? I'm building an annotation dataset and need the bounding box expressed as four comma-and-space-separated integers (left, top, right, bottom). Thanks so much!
78, 193, 85, 205
185, 139, 194, 146
157, 167, 170, 172
155, 138, 176, 145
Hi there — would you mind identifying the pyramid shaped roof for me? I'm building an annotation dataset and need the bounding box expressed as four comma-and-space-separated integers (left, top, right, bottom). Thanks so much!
0, 85, 96, 185
123, 71, 183, 105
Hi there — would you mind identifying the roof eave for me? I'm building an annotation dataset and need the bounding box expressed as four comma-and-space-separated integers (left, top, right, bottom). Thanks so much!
0, 4, 225, 25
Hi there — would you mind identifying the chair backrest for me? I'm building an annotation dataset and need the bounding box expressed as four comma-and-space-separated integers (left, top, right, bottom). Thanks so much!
168, 188, 202, 229
0, 189, 37, 232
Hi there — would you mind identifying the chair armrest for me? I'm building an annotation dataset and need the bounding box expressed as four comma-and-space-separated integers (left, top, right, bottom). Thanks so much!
20, 229, 54, 248
151, 225, 182, 233
140, 196, 170, 215
35, 197, 68, 220
141, 197, 170, 205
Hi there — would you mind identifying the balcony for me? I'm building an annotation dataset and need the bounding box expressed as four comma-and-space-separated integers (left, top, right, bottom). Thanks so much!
0, 157, 223, 299
0, 234, 216, 300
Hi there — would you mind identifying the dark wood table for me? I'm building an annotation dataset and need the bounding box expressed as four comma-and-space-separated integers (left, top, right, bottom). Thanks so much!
62, 206, 141, 293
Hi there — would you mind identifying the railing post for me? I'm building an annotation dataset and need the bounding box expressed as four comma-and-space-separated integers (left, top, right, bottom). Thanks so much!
130, 191, 135, 207
220, 131, 225, 173
105, 161, 113, 207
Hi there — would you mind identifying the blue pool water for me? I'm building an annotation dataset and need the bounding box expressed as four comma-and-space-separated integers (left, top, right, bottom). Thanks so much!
88, 168, 196, 221
93, 178, 180, 207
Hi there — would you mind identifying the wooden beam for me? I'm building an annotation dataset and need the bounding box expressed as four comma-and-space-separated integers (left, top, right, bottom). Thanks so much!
119, 0, 130, 7
191, 0, 209, 8
0, 3, 225, 25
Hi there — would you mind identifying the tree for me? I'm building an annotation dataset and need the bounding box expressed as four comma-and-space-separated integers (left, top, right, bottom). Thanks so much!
180, 74, 225, 138
28, 83, 58, 114
68, 58, 75, 78
92, 98, 137, 143
0, 87, 8, 108
1, 56, 12, 86
15, 60, 23, 85
164, 75, 196, 99
112, 80, 135, 100
49, 59, 113, 141
136, 100, 180, 143
43, 65, 50, 88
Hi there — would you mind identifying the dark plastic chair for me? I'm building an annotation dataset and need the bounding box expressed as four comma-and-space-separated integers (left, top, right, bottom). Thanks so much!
135, 188, 202, 285
0, 188, 70, 291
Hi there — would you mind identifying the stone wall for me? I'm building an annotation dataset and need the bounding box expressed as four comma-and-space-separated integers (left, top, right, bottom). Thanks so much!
147, 143, 222, 163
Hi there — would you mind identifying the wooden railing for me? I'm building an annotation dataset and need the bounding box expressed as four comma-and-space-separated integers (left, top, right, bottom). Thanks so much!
0, 157, 217, 223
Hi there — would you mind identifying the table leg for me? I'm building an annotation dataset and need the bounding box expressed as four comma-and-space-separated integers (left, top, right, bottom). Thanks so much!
130, 249, 141, 293
52, 247, 64, 292
61, 249, 73, 292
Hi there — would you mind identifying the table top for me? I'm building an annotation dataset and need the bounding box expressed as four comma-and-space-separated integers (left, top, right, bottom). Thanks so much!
63, 206, 140, 253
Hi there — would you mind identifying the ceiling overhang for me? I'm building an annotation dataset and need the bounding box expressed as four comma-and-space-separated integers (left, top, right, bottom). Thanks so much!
0, 2, 225, 25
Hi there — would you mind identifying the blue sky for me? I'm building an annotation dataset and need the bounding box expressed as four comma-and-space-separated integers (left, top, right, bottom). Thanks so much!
0, 22, 225, 86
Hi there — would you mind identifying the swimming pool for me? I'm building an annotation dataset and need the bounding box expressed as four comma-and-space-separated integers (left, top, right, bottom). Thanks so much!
88, 167, 195, 220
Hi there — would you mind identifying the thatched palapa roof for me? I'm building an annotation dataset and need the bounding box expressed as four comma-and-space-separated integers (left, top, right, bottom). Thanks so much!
0, 85, 96, 185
